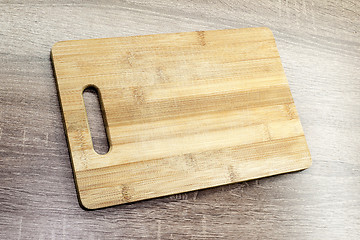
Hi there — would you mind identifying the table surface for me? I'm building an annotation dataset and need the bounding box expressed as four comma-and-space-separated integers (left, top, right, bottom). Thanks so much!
1, 1, 359, 239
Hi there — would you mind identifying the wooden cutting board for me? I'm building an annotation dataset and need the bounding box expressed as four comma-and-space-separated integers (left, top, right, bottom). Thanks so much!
52, 27, 311, 209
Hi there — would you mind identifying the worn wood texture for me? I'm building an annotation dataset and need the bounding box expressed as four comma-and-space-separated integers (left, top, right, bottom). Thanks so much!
52, 27, 311, 209
1, 0, 359, 238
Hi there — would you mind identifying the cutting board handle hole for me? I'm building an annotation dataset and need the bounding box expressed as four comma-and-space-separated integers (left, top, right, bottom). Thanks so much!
83, 86, 110, 155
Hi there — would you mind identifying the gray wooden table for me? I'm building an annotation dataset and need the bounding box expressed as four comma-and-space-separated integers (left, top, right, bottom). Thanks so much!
1, 1, 359, 239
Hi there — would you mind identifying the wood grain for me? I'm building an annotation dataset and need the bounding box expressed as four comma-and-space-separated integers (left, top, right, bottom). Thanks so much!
52, 28, 311, 209
1, 0, 359, 238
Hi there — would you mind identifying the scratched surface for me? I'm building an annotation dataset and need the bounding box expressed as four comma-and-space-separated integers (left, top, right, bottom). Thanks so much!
1, 0, 360, 239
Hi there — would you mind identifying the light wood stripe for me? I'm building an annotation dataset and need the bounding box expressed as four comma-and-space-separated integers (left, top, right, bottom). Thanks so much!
77, 135, 310, 209
76, 117, 304, 171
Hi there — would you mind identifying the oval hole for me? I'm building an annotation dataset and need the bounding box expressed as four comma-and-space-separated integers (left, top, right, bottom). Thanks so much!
83, 86, 110, 155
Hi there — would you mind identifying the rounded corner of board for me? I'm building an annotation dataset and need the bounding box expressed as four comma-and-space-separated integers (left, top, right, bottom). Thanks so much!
257, 27, 275, 38
51, 40, 71, 55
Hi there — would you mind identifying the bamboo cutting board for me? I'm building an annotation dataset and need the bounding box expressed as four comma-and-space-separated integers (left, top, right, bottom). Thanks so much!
52, 27, 311, 209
